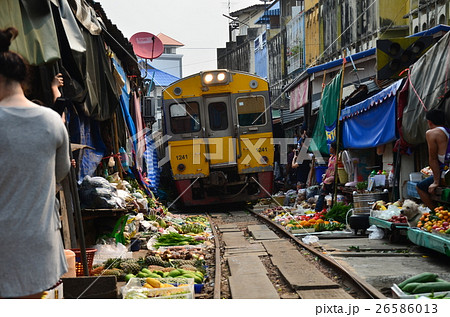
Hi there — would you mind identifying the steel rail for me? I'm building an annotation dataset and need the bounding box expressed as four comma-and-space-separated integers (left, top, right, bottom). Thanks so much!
247, 208, 386, 299
206, 213, 222, 299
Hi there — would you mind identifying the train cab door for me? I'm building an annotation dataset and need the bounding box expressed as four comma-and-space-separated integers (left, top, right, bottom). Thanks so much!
204, 96, 236, 167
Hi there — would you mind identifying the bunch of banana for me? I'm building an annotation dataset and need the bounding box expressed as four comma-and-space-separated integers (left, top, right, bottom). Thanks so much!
372, 200, 387, 211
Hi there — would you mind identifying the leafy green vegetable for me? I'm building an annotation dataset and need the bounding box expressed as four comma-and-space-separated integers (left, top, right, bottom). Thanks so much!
324, 203, 352, 223
153, 232, 202, 249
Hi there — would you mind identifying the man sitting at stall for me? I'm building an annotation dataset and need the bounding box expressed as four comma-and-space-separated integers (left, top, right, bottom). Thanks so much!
416, 109, 450, 210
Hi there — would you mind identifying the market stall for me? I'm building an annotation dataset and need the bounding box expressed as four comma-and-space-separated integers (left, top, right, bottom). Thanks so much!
86, 213, 213, 299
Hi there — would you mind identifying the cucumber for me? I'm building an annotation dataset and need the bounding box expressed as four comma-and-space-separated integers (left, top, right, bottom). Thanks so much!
402, 283, 423, 293
412, 282, 450, 294
398, 272, 438, 289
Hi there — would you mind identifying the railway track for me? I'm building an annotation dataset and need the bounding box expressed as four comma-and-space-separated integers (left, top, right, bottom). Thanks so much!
205, 208, 386, 299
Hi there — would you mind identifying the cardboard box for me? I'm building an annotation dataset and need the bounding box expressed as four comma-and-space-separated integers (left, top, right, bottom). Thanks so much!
62, 276, 117, 299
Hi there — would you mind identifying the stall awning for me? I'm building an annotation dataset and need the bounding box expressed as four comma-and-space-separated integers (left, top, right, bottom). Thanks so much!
289, 79, 309, 113
339, 80, 403, 149
307, 48, 376, 74
255, 1, 280, 24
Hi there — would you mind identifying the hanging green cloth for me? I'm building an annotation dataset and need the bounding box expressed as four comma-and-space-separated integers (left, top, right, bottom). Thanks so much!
310, 70, 342, 155
0, 0, 60, 65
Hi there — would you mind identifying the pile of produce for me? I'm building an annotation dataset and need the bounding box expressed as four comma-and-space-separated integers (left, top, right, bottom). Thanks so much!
130, 267, 204, 284
397, 272, 450, 295
323, 203, 352, 224
147, 247, 205, 261
417, 206, 450, 234
261, 206, 285, 218
91, 258, 145, 281
270, 209, 346, 232
123, 277, 193, 299
153, 232, 204, 249
387, 215, 408, 224
92, 251, 206, 284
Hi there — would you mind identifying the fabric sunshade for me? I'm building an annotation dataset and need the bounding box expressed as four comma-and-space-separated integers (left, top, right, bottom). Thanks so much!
340, 80, 403, 149
0, 0, 60, 65
289, 79, 309, 113
310, 70, 342, 155
401, 31, 450, 145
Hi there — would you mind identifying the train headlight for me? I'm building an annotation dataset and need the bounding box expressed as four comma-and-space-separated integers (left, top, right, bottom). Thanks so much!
177, 164, 186, 172
203, 73, 214, 84
201, 70, 230, 86
217, 72, 226, 81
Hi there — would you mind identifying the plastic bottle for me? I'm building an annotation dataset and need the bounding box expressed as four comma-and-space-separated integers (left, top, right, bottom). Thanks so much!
62, 249, 76, 278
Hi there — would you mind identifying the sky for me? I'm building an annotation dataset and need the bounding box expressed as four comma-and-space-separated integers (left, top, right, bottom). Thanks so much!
99, 0, 265, 77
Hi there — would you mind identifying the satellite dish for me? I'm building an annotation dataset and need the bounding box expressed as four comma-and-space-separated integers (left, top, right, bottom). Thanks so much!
130, 32, 164, 60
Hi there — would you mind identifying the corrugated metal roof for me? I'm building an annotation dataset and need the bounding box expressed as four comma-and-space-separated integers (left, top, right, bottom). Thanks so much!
140, 62, 180, 87
281, 107, 304, 125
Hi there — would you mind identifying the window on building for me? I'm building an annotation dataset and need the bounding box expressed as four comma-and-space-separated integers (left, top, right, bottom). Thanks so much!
237, 96, 266, 126
164, 47, 175, 54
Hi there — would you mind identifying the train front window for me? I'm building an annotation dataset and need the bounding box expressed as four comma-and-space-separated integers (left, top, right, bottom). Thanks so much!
208, 102, 228, 131
170, 102, 201, 134
237, 96, 266, 126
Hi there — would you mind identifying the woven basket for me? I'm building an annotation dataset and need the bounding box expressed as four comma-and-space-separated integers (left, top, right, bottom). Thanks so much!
337, 167, 348, 184
71, 248, 97, 276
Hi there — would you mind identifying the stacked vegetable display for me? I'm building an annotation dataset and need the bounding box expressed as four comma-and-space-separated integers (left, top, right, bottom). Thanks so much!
397, 272, 450, 296
92, 214, 210, 289
263, 203, 350, 232
417, 206, 450, 234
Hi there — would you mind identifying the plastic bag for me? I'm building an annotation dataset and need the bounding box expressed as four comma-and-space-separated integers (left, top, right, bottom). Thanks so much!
367, 225, 384, 239
92, 242, 132, 265
302, 235, 319, 244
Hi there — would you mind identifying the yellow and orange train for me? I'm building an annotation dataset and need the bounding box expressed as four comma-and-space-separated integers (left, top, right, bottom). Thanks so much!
162, 70, 274, 206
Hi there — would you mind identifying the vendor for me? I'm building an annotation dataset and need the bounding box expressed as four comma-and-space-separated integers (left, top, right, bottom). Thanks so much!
416, 109, 450, 210
315, 142, 337, 212
292, 127, 311, 188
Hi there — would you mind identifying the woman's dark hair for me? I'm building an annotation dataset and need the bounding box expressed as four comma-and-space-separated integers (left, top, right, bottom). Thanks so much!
426, 109, 446, 126
330, 141, 337, 150
0, 27, 27, 82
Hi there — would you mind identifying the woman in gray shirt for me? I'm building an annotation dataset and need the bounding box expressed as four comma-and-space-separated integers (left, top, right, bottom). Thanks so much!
0, 27, 71, 298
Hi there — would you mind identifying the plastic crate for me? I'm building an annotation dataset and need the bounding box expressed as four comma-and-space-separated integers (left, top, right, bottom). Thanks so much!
122, 277, 194, 299
391, 283, 450, 299
409, 172, 423, 182
406, 181, 420, 199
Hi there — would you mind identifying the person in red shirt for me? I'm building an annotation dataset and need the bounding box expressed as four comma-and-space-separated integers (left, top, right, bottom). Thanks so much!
315, 142, 337, 212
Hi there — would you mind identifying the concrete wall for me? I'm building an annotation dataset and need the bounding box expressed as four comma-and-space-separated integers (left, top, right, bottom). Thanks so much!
305, 3, 320, 66
148, 54, 183, 78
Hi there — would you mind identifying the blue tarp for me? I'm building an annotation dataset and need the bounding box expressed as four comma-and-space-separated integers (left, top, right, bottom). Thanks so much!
69, 115, 107, 183
340, 80, 403, 149
144, 135, 160, 192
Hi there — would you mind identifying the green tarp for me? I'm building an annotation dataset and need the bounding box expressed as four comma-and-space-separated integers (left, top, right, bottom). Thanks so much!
0, 0, 60, 65
310, 70, 342, 155
402, 31, 450, 145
